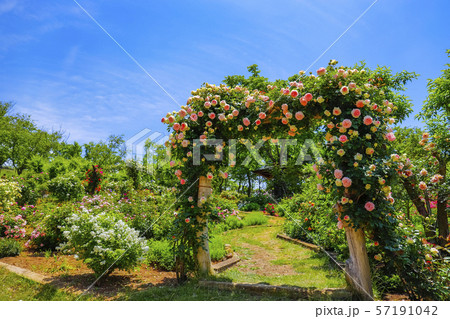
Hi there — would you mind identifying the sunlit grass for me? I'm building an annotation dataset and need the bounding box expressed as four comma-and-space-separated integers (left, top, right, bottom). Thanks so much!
215, 219, 346, 289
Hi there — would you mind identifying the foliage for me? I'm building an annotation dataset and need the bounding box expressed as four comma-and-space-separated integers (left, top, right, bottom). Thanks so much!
83, 165, 104, 194
0, 213, 26, 239
243, 211, 268, 226
0, 108, 61, 175
240, 202, 260, 212
59, 211, 149, 278
16, 172, 48, 206
239, 191, 272, 210
48, 173, 84, 202
209, 234, 227, 261
210, 194, 238, 212
145, 239, 175, 271
0, 238, 22, 257
263, 202, 277, 216
25, 203, 76, 251
0, 178, 21, 211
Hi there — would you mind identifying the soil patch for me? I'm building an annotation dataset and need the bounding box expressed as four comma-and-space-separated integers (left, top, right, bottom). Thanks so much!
0, 251, 176, 299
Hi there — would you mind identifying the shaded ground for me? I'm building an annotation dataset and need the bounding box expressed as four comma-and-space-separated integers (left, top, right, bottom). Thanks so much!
1, 251, 177, 299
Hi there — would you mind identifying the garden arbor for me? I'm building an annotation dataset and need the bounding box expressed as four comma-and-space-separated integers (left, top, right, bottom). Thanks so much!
163, 61, 415, 299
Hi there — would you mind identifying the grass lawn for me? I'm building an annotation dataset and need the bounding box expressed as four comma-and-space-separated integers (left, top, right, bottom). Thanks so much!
213, 216, 346, 289
0, 267, 94, 301
0, 266, 295, 301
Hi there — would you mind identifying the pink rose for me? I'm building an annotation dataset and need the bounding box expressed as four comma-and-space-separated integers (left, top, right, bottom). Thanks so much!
281, 118, 288, 125
168, 116, 175, 123
342, 177, 352, 188
173, 123, 180, 131
334, 169, 343, 179
386, 132, 396, 141
300, 97, 308, 106
337, 220, 343, 230
317, 67, 326, 76
209, 112, 216, 120
175, 169, 182, 177
339, 135, 348, 143
304, 93, 313, 101
342, 119, 352, 128
204, 101, 211, 108
364, 202, 375, 212
340, 86, 349, 95
327, 122, 334, 129
190, 114, 198, 121
232, 109, 239, 117
351, 109, 361, 118
259, 112, 266, 119
363, 116, 373, 125
180, 179, 186, 185
356, 100, 365, 108
179, 109, 187, 118
419, 182, 427, 190
243, 118, 250, 126
332, 107, 342, 116
198, 111, 204, 117
290, 90, 299, 98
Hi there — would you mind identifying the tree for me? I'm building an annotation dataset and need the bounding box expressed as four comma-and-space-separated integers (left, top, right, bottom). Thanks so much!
417, 50, 450, 244
84, 135, 125, 168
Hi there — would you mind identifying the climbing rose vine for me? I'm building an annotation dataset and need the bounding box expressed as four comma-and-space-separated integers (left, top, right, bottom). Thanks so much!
163, 60, 412, 277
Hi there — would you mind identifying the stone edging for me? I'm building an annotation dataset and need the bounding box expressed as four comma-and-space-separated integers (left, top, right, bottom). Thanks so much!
0, 261, 49, 284
198, 280, 351, 300
212, 253, 240, 273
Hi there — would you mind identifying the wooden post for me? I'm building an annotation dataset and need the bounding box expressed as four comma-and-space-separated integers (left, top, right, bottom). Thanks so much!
334, 203, 373, 300
197, 176, 214, 277
343, 224, 373, 300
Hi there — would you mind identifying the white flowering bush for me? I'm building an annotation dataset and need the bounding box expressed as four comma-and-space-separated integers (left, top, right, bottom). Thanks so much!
58, 211, 149, 278
0, 179, 21, 211
48, 173, 84, 202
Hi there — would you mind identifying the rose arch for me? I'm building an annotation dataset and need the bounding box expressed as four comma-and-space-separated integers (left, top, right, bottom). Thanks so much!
162, 60, 410, 300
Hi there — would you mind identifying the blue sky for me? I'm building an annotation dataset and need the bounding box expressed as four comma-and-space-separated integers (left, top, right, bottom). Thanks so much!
1, 0, 449, 145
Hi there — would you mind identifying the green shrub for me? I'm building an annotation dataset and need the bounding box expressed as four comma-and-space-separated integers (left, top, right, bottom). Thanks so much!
48, 173, 84, 202
0, 238, 22, 257
0, 178, 21, 211
145, 239, 175, 271
219, 190, 242, 201
225, 216, 245, 230
210, 235, 227, 261
264, 203, 277, 216
244, 212, 268, 226
26, 203, 76, 251
240, 202, 260, 212
210, 194, 238, 211
59, 211, 148, 278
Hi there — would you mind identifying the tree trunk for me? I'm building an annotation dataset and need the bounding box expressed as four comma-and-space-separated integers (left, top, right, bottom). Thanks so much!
402, 178, 435, 239
246, 172, 252, 197
344, 224, 374, 300
196, 176, 214, 277
436, 155, 449, 245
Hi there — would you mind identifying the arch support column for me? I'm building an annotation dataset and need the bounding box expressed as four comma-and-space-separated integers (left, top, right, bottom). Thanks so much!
343, 224, 373, 300
196, 176, 214, 277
